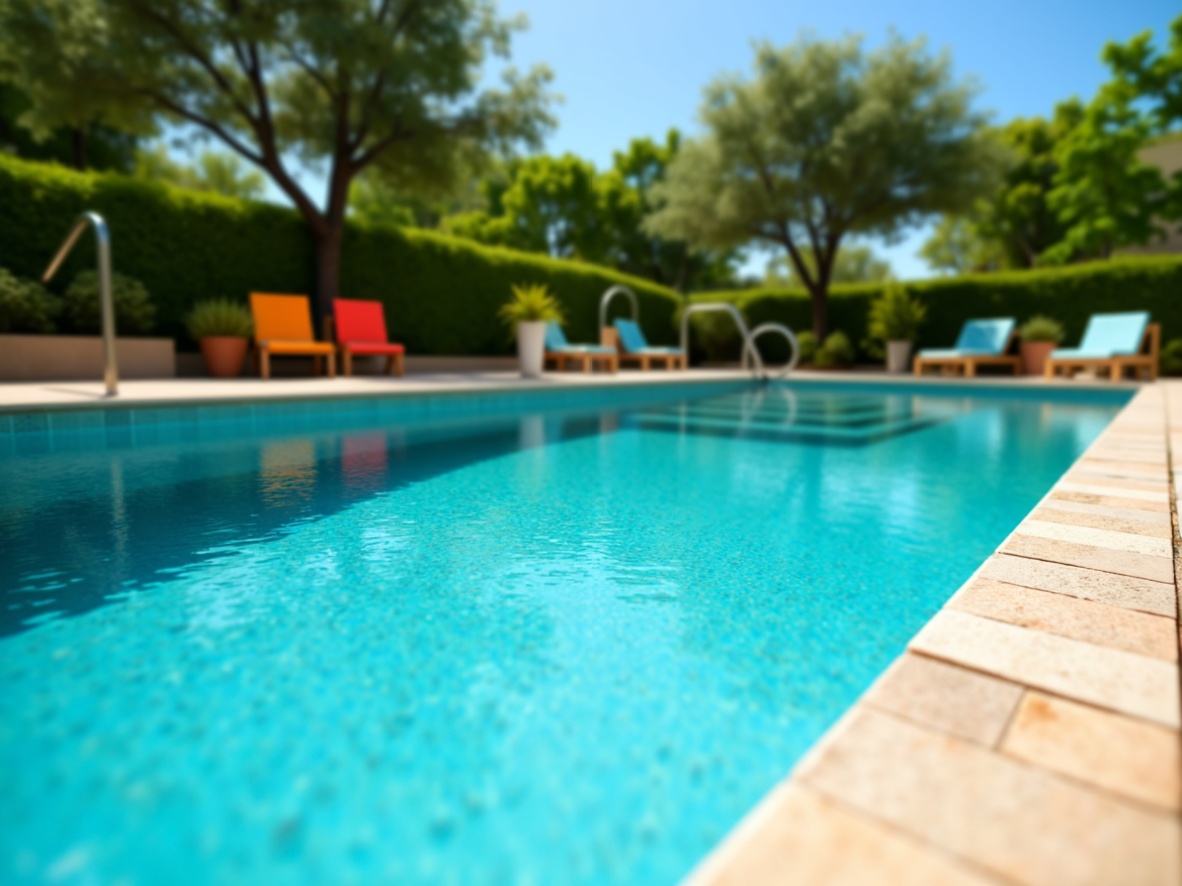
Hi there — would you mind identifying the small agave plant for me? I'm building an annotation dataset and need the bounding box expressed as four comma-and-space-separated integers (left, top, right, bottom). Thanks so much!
499, 283, 564, 379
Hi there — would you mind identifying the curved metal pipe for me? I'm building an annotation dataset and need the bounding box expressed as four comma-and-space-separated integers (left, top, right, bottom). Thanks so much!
44, 212, 117, 395
742, 322, 800, 378
680, 301, 765, 375
598, 285, 639, 331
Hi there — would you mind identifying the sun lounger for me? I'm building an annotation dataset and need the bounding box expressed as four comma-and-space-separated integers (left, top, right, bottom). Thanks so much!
250, 293, 336, 379
332, 299, 405, 377
612, 318, 686, 370
544, 323, 618, 373
1044, 312, 1158, 381
913, 318, 1020, 377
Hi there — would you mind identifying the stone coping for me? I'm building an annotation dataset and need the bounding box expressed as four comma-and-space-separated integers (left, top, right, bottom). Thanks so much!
685, 382, 1182, 886
0, 368, 1139, 414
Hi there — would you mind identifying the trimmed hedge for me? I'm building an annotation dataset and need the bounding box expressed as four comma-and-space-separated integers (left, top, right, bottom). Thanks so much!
0, 154, 682, 352
692, 257, 1182, 363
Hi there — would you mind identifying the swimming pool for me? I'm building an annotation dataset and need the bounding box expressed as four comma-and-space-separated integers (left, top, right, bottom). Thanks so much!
0, 381, 1129, 885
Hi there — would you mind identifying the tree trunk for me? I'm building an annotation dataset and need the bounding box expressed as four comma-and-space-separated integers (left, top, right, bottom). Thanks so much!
808, 286, 829, 340
70, 128, 87, 171
313, 225, 343, 323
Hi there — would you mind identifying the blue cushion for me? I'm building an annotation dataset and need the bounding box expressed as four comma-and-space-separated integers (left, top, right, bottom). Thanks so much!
555, 344, 617, 355
952, 318, 1015, 355
544, 322, 569, 351
614, 318, 648, 353
1074, 312, 1149, 357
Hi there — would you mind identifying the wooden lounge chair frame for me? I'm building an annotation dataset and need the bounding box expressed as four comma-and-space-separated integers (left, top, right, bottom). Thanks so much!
1044, 323, 1160, 382
545, 350, 619, 373
913, 329, 1021, 377
250, 293, 336, 379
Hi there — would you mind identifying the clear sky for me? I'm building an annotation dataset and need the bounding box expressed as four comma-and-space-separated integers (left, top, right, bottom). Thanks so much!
488, 0, 1179, 281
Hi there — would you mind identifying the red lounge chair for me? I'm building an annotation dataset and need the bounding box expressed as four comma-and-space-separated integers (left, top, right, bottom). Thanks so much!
332, 299, 406, 377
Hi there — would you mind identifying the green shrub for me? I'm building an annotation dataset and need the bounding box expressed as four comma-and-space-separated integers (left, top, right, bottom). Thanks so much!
185, 299, 253, 339
499, 283, 564, 326
1160, 339, 1182, 376
795, 330, 818, 365
707, 255, 1182, 362
64, 270, 157, 335
815, 331, 855, 367
0, 154, 681, 353
867, 279, 926, 342
1019, 315, 1065, 343
0, 267, 60, 333
682, 307, 745, 363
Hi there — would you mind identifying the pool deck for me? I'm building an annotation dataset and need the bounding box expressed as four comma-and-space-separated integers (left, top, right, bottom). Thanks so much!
687, 381, 1182, 886
0, 369, 1175, 883
0, 367, 1140, 412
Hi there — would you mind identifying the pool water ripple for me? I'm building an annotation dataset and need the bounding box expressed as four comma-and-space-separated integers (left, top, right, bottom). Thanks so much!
0, 384, 1124, 884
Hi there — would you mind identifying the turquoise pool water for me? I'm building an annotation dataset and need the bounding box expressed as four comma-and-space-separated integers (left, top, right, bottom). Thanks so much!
0, 382, 1127, 885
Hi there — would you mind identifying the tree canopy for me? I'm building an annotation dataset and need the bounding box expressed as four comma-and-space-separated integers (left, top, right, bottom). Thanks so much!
921, 13, 1182, 274
643, 34, 1004, 337
765, 244, 892, 286
434, 131, 739, 291
134, 145, 267, 200
0, 0, 553, 316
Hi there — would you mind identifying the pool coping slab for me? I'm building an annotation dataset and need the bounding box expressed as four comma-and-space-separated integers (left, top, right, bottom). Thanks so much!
684, 381, 1182, 886
0, 368, 1140, 415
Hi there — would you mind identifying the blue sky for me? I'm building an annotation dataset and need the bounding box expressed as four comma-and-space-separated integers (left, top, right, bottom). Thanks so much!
488, 0, 1178, 280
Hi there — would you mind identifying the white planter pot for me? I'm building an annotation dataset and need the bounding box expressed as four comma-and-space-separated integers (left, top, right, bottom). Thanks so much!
886, 340, 913, 374
516, 321, 546, 378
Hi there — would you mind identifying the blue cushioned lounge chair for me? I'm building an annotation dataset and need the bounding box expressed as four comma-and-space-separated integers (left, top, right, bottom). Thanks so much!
1045, 312, 1158, 381
913, 318, 1021, 377
612, 318, 686, 370
544, 322, 619, 373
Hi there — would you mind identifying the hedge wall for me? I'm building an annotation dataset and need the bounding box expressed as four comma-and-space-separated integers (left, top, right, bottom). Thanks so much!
691, 256, 1182, 363
0, 154, 682, 353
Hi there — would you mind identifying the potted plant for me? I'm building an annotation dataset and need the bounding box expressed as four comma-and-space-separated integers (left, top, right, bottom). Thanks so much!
186, 299, 253, 378
499, 283, 564, 379
1018, 315, 1065, 375
867, 280, 927, 373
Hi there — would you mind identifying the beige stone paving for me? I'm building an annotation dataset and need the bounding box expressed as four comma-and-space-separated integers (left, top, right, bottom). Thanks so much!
911, 609, 1179, 727
686, 383, 1182, 886
1001, 692, 1181, 813
862, 653, 1023, 746
1001, 534, 1175, 583
1030, 505, 1172, 537
949, 578, 1177, 661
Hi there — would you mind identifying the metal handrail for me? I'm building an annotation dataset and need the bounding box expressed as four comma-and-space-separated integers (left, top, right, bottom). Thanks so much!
742, 322, 801, 379
44, 212, 118, 395
598, 285, 638, 331
681, 302, 799, 380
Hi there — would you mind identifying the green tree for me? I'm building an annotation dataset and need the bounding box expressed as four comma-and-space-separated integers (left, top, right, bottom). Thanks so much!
765, 243, 891, 286
978, 110, 1079, 267
599, 131, 737, 291
644, 35, 1004, 337
1103, 14, 1182, 133
134, 145, 267, 200
1044, 94, 1168, 262
0, 83, 136, 171
0, 0, 552, 318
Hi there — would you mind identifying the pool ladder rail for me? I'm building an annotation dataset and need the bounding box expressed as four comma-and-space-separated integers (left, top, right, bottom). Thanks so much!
598, 287, 800, 380
43, 211, 118, 396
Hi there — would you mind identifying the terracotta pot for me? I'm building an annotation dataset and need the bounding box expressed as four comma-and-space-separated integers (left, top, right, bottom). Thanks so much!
199, 336, 249, 378
1020, 340, 1057, 376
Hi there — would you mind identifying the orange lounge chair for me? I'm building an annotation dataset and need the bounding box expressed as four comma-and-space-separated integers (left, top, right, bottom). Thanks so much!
250, 293, 336, 379
332, 299, 406, 376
